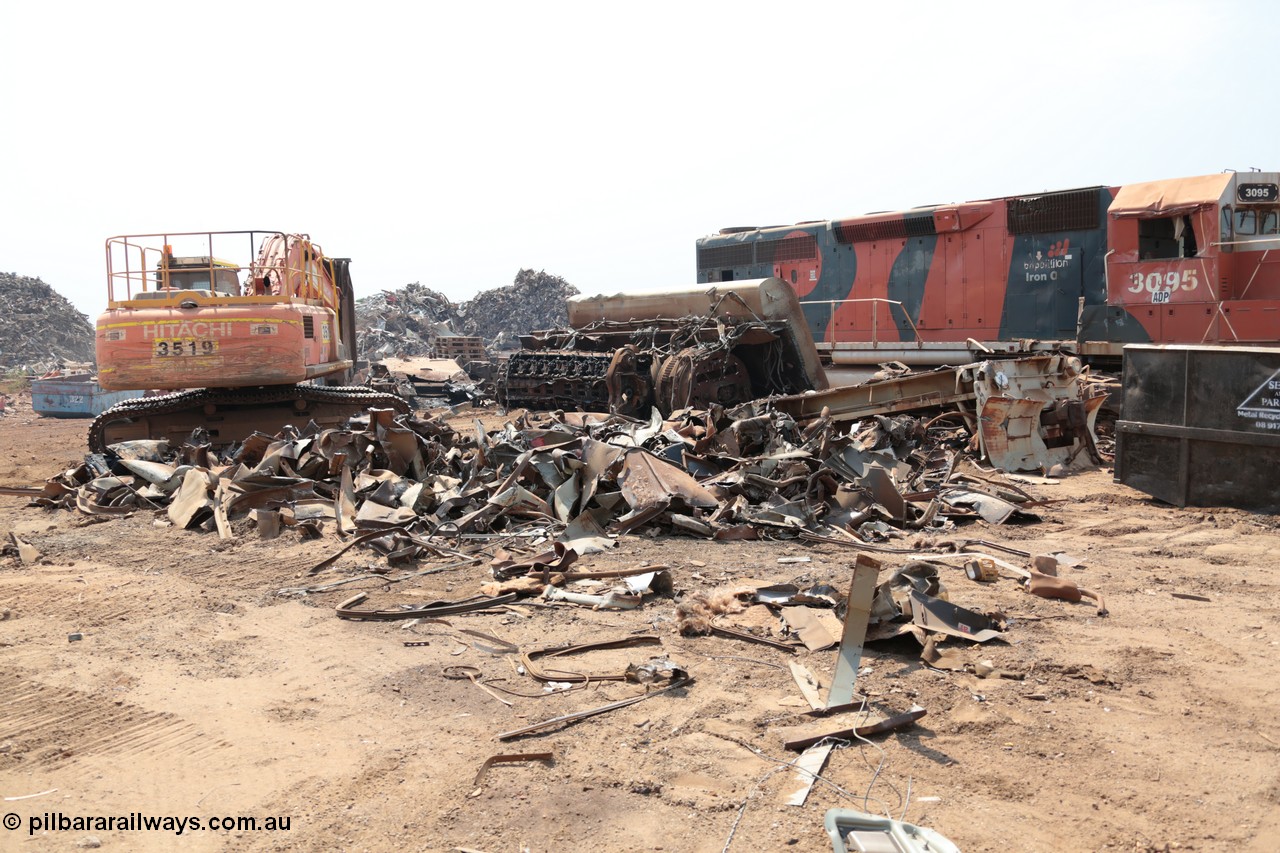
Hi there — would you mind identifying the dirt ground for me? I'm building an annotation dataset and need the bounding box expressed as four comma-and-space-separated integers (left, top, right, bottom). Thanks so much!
1, 394, 1278, 853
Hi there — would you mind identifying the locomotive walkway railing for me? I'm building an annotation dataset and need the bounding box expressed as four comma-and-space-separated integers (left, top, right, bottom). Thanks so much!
800, 297, 924, 347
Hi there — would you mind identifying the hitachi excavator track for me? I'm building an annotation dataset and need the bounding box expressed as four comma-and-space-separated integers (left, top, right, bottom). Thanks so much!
88, 384, 412, 453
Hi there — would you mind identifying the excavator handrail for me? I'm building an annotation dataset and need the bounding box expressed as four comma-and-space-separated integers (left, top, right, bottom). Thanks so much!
104, 231, 330, 308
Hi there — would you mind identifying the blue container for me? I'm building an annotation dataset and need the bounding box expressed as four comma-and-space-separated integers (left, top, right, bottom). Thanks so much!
31, 376, 144, 419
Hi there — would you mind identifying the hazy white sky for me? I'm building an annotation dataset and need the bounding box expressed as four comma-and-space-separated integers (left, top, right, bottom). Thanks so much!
1, 1, 1272, 319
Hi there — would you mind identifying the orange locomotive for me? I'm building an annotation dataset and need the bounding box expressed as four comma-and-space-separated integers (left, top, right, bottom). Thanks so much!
695, 171, 1280, 368
91, 231, 407, 451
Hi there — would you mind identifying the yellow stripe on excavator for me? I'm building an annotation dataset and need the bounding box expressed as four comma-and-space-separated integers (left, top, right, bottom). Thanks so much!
96, 317, 303, 330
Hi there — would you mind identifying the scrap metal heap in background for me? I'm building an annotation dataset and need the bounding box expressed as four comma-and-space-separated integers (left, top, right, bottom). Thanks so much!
356, 270, 578, 361
0, 273, 96, 370
356, 282, 468, 360
457, 269, 578, 347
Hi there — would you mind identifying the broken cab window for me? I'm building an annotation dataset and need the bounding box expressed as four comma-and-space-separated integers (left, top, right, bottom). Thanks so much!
1138, 215, 1198, 259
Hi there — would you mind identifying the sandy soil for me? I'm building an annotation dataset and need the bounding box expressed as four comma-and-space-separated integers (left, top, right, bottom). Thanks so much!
1, 394, 1278, 853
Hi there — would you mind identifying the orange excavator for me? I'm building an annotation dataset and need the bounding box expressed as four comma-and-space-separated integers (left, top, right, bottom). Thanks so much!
90, 231, 408, 452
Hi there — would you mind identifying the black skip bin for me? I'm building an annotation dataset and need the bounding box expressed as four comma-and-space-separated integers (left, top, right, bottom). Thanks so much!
1116, 344, 1280, 509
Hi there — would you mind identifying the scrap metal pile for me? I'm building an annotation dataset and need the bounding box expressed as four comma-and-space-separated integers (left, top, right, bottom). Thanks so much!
363, 357, 490, 409
25, 363, 1092, 556
0, 273, 96, 369
356, 282, 464, 360
355, 270, 578, 359
455, 269, 577, 346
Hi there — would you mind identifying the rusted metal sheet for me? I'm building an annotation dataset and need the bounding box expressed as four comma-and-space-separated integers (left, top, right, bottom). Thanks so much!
1116, 344, 1280, 509
615, 448, 719, 515
780, 706, 927, 752
765, 361, 972, 423
825, 555, 880, 708
766, 354, 1104, 473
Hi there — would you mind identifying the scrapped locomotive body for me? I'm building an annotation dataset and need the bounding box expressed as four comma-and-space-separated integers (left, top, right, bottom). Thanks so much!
695, 172, 1280, 366
498, 278, 828, 414
91, 231, 407, 450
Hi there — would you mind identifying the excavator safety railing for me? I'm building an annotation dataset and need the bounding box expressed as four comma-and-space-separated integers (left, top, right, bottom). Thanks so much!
104, 231, 330, 307
800, 297, 925, 347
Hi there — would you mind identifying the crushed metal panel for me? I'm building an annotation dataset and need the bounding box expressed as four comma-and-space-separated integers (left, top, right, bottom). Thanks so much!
826, 555, 880, 708
909, 589, 1005, 643
615, 448, 719, 513
940, 487, 1019, 524
972, 355, 1105, 472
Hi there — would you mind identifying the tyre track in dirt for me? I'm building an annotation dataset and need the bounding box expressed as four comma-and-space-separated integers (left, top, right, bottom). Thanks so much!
0, 668, 231, 764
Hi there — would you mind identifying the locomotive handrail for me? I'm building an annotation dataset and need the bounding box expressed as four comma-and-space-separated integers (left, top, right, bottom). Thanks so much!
799, 297, 924, 348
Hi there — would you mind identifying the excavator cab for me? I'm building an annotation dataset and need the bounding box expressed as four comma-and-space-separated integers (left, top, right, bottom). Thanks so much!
157, 254, 241, 296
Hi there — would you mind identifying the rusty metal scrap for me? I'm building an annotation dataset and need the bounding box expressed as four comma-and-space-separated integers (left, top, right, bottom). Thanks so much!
521, 635, 663, 683
756, 354, 1106, 473
496, 667, 692, 742
1025, 571, 1109, 616
472, 752, 555, 787
0, 273, 96, 369
335, 591, 517, 620
780, 705, 928, 752
18, 363, 1083, 597
363, 357, 491, 409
